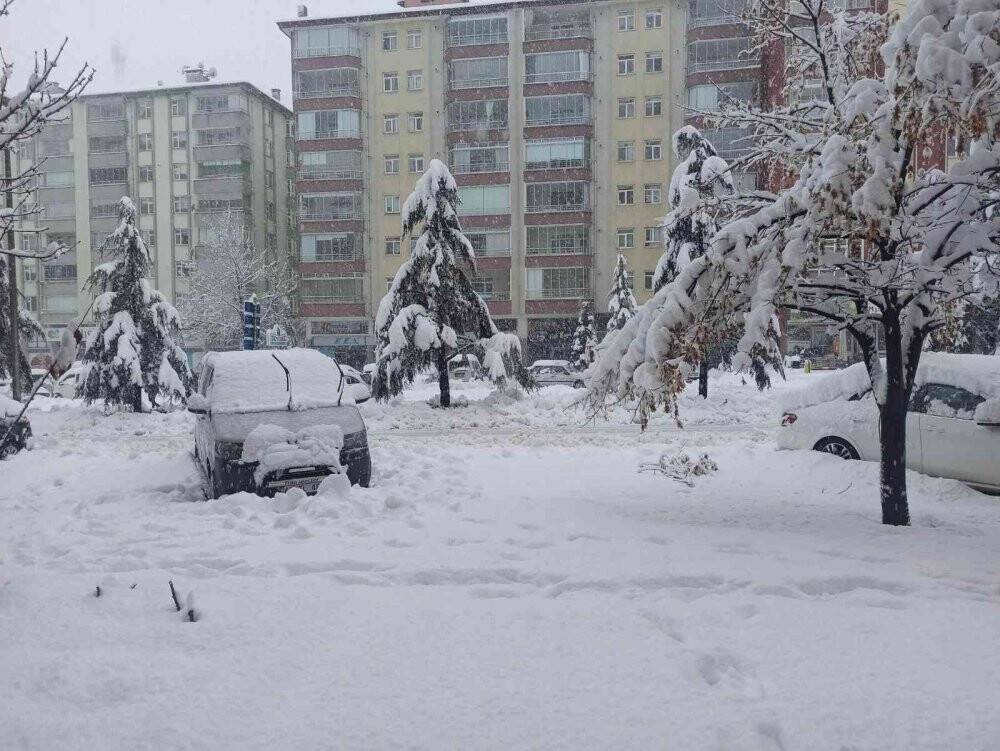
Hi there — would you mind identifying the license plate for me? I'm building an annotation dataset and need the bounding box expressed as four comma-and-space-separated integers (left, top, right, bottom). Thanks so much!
266, 476, 324, 494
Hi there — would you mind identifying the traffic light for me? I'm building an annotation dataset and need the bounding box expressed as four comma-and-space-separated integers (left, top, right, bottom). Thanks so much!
243, 296, 260, 350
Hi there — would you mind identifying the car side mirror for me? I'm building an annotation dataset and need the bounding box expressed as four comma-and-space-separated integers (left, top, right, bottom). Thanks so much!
187, 394, 210, 415
974, 398, 1000, 427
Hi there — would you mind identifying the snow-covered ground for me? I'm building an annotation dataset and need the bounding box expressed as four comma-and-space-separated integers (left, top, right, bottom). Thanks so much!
2, 374, 1000, 750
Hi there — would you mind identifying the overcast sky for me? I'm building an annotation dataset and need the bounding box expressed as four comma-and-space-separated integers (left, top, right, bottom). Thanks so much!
7, 0, 407, 100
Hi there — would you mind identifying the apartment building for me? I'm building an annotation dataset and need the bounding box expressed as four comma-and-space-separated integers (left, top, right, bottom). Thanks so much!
13, 82, 294, 359
280, 0, 686, 365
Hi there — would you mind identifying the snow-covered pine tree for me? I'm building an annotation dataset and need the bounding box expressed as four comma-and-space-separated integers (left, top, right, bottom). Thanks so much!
77, 198, 193, 412
605, 253, 637, 334
571, 302, 597, 372
372, 160, 530, 407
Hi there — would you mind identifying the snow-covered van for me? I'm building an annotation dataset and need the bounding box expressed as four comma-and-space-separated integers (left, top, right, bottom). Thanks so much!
777, 353, 1000, 492
188, 349, 371, 498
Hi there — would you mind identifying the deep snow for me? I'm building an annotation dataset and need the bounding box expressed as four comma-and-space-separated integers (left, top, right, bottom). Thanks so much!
2, 374, 999, 750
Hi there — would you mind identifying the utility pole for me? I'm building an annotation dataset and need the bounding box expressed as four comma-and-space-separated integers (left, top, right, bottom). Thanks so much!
4, 144, 22, 401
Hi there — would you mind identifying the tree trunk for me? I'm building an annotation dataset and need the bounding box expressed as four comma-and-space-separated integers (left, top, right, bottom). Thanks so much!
698, 360, 709, 399
437, 347, 451, 408
878, 313, 910, 526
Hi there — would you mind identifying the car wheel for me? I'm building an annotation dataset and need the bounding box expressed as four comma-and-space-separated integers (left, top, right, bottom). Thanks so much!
348, 453, 372, 488
573, 380, 584, 389
813, 437, 859, 460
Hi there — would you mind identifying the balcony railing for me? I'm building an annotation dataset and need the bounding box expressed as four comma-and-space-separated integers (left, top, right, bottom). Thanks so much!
293, 86, 361, 99
524, 25, 592, 42
450, 159, 510, 174
524, 71, 591, 85
450, 77, 509, 90
525, 158, 588, 170
447, 32, 508, 47
526, 287, 590, 300
475, 289, 511, 301
308, 249, 362, 262
298, 128, 362, 141
448, 119, 508, 132
526, 244, 591, 255
474, 246, 511, 257
687, 56, 760, 73
525, 201, 590, 213
688, 14, 743, 28
298, 169, 364, 181
300, 293, 365, 303
294, 46, 361, 59
299, 211, 362, 221
525, 113, 590, 127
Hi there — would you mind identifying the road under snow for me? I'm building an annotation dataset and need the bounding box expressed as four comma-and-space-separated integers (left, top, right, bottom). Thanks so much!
2, 373, 999, 750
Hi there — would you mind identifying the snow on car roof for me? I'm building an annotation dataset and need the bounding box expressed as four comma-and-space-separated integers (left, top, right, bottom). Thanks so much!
780, 353, 1000, 412
530, 360, 570, 368
203, 348, 352, 414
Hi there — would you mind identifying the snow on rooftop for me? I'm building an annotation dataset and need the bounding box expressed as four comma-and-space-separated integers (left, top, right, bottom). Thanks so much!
278, 0, 539, 26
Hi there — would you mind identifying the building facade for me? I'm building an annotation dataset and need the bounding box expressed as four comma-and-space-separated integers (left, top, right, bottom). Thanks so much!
280, 0, 686, 365
13, 82, 294, 360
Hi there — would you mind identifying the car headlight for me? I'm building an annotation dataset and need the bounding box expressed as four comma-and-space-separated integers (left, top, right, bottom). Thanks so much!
216, 441, 244, 461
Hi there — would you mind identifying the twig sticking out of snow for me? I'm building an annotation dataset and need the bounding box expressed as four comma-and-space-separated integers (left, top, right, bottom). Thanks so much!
639, 451, 719, 487
94, 586, 101, 598
185, 592, 199, 623
168, 580, 182, 612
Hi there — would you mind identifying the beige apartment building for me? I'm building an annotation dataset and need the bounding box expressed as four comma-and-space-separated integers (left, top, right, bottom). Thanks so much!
13, 82, 294, 360
280, 0, 685, 364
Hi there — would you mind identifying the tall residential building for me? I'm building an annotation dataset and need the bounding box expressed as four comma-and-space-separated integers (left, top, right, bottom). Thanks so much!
279, 0, 686, 366
13, 82, 294, 360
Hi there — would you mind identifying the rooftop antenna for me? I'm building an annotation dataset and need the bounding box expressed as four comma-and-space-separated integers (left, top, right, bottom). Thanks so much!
181, 63, 217, 84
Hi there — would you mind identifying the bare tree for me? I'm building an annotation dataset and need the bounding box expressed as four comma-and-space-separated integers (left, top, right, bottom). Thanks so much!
178, 210, 298, 350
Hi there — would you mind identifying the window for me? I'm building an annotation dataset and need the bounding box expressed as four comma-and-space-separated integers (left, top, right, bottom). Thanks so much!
293, 26, 361, 58
646, 8, 663, 28
195, 93, 248, 113
90, 203, 119, 218
23, 262, 38, 281
383, 72, 399, 93
645, 96, 663, 116
39, 170, 73, 188
617, 8, 635, 30
645, 226, 663, 246
300, 233, 360, 262
644, 184, 662, 204
384, 114, 399, 134
384, 155, 400, 174
617, 141, 635, 162
87, 101, 125, 121
618, 55, 635, 75
526, 266, 589, 299
170, 98, 186, 116
687, 37, 758, 73
449, 57, 507, 89
295, 67, 360, 98
196, 198, 244, 214
197, 160, 246, 178
689, 0, 747, 26
385, 195, 401, 214
171, 131, 188, 149
172, 163, 189, 180
407, 29, 422, 49
447, 99, 508, 130
644, 140, 663, 160
702, 126, 754, 159
24, 296, 38, 312
89, 167, 127, 185
88, 135, 126, 153
139, 198, 155, 215
41, 264, 77, 283
525, 94, 588, 126
300, 192, 363, 220
385, 237, 401, 256
264, 170, 275, 189
910, 384, 985, 419
139, 165, 154, 182
408, 112, 424, 133
299, 150, 363, 180
687, 82, 758, 111
618, 185, 635, 205
617, 228, 635, 248
618, 97, 635, 118
525, 181, 588, 212
173, 195, 190, 213
525, 138, 588, 169
525, 51, 591, 84
298, 109, 361, 139
135, 133, 152, 152
195, 127, 244, 146
407, 70, 423, 91
450, 143, 509, 173
408, 154, 424, 173
137, 99, 152, 119
382, 31, 398, 51
466, 230, 511, 257
644, 271, 655, 290
141, 230, 155, 248
456, 185, 511, 216
173, 228, 190, 246
300, 275, 364, 303
646, 52, 664, 73
447, 16, 508, 46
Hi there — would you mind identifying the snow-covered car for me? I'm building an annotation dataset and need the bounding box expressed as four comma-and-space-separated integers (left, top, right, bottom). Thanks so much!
361, 363, 376, 386
448, 353, 482, 381
49, 365, 82, 399
528, 360, 584, 388
189, 348, 371, 498
784, 353, 804, 369
0, 394, 31, 459
777, 353, 1000, 492
340, 364, 372, 403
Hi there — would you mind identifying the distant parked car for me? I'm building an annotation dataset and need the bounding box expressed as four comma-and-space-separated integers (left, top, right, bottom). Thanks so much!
528, 360, 585, 388
361, 363, 376, 386
777, 353, 1000, 492
784, 353, 804, 369
189, 348, 371, 498
0, 394, 31, 459
448, 353, 483, 381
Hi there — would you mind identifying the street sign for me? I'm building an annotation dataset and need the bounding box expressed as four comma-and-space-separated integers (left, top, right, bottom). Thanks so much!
265, 325, 291, 349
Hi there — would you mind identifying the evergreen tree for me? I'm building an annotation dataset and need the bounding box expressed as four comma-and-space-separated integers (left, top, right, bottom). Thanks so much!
606, 253, 637, 334
571, 302, 597, 372
77, 198, 193, 412
0, 255, 43, 382
372, 160, 530, 407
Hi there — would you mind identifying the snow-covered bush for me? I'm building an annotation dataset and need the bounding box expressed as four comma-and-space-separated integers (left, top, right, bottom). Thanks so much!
606, 254, 637, 334
78, 198, 193, 412
570, 302, 597, 372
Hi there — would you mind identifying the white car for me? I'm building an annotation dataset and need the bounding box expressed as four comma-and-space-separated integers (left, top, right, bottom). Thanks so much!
528, 360, 585, 388
339, 364, 372, 403
777, 353, 1000, 492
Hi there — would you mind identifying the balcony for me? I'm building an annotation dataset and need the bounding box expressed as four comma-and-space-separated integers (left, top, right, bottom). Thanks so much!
525, 112, 589, 127
448, 119, 508, 133
688, 13, 744, 28
299, 210, 361, 222
526, 287, 590, 300
294, 45, 362, 59
451, 159, 510, 175
525, 201, 589, 213
447, 31, 508, 47
524, 25, 592, 42
524, 70, 591, 85
293, 85, 361, 100
474, 289, 511, 301
449, 77, 509, 91
298, 168, 364, 181
297, 128, 362, 141
687, 55, 760, 73
192, 173, 252, 198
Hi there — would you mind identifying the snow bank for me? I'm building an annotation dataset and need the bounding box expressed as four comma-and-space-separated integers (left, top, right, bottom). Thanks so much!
242, 423, 344, 484
1, 394, 22, 418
